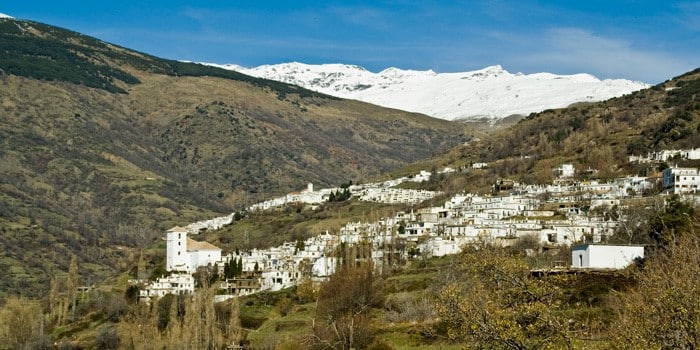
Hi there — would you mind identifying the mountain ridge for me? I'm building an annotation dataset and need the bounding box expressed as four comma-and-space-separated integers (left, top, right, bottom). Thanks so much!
210, 61, 648, 121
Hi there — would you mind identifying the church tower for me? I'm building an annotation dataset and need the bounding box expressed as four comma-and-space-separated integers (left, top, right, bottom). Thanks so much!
166, 226, 189, 272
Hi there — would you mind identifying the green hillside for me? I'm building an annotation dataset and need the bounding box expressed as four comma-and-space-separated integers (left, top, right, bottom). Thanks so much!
0, 18, 331, 96
0, 18, 470, 297
396, 68, 700, 188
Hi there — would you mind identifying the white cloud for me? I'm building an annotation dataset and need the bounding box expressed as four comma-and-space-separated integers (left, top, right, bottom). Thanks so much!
520, 28, 694, 83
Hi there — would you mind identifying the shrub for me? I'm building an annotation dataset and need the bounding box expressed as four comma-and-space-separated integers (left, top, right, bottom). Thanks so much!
95, 326, 120, 350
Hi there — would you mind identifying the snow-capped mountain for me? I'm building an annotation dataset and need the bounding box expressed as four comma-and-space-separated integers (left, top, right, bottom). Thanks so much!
210, 62, 648, 121
0, 13, 13, 19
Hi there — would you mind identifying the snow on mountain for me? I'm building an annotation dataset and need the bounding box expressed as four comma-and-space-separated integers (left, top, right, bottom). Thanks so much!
0, 12, 13, 19
208, 62, 648, 121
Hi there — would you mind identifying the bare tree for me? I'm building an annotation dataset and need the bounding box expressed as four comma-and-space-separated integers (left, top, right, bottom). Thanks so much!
311, 262, 383, 349
0, 297, 43, 349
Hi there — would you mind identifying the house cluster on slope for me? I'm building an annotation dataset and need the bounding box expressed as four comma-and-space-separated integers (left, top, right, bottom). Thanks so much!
249, 171, 441, 211
139, 164, 699, 302
628, 148, 700, 163
179, 172, 443, 234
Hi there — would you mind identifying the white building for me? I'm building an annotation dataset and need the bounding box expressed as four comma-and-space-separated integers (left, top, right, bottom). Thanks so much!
629, 148, 700, 163
166, 226, 222, 273
571, 244, 644, 269
311, 256, 337, 277
139, 273, 195, 301
357, 187, 440, 205
554, 164, 575, 178
411, 170, 432, 182
186, 213, 235, 233
249, 183, 332, 211
662, 167, 700, 194
261, 270, 301, 291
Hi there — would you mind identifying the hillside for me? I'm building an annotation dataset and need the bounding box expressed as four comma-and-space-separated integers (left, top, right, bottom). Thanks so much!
0, 18, 470, 297
396, 67, 700, 187
213, 62, 648, 121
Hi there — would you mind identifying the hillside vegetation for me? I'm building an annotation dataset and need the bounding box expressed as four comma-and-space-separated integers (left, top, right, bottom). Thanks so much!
0, 19, 331, 96
0, 18, 469, 297
394, 68, 700, 189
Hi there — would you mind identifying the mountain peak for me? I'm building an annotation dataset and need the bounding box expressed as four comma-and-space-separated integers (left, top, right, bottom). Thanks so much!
481, 64, 506, 72
217, 62, 649, 121
0, 12, 14, 19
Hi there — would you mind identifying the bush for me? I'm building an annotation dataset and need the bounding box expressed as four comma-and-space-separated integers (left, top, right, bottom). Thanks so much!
95, 326, 120, 350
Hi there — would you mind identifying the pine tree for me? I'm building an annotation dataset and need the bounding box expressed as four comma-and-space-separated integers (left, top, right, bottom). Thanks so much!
224, 259, 235, 279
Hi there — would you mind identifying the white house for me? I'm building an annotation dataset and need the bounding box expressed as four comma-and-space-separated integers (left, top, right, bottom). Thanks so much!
311, 256, 337, 277
662, 167, 700, 194
571, 244, 644, 269
166, 226, 222, 273
554, 164, 575, 178
139, 273, 195, 301
261, 270, 300, 291
630, 148, 700, 163
248, 183, 330, 211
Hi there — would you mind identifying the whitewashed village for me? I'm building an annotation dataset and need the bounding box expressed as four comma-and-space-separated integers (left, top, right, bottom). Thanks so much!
138, 148, 700, 302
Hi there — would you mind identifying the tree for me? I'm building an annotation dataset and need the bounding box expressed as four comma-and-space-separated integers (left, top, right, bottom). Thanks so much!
295, 238, 305, 254
67, 255, 79, 322
0, 296, 43, 349
119, 285, 241, 349
193, 266, 220, 287
125, 285, 140, 304
611, 226, 700, 349
328, 188, 351, 202
648, 194, 694, 244
435, 243, 573, 349
609, 200, 656, 244
224, 258, 241, 279
224, 260, 234, 279
311, 262, 384, 349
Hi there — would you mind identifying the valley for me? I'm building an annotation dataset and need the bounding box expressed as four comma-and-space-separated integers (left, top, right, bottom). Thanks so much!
0, 11, 699, 350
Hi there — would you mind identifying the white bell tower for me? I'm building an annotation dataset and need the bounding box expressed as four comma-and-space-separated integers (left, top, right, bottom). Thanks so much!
166, 226, 189, 272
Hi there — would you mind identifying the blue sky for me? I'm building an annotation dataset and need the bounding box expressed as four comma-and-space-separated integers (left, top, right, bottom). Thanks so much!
3, 1, 699, 83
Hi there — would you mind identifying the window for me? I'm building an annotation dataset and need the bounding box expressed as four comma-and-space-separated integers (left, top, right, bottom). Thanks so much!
579, 254, 583, 267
